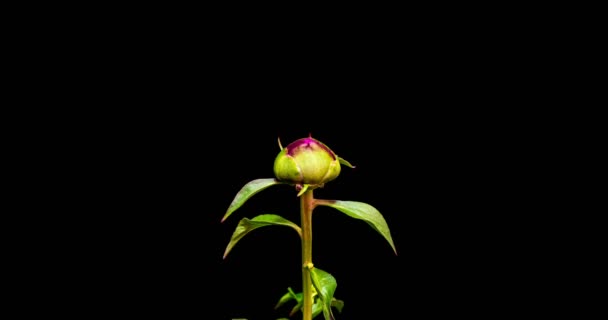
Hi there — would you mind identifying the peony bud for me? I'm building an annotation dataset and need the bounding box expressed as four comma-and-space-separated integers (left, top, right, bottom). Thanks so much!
274, 137, 352, 189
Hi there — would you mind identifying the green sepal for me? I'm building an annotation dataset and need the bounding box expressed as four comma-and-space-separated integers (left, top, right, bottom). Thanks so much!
338, 157, 355, 168
296, 184, 310, 197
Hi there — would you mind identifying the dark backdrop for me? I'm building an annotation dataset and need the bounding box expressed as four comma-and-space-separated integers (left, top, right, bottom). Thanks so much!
75, 108, 541, 319
49, 9, 558, 318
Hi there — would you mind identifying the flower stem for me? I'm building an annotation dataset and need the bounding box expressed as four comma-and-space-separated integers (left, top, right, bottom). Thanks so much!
300, 189, 314, 320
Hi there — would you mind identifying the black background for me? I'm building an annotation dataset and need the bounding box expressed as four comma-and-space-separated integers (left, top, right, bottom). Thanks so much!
69, 109, 548, 319
28, 6, 574, 318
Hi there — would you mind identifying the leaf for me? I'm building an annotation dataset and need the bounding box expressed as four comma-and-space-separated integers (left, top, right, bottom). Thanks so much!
290, 300, 303, 317
275, 287, 304, 316
312, 298, 324, 318
316, 200, 397, 255
223, 214, 301, 259
274, 290, 295, 310
222, 178, 284, 222
275, 285, 338, 319
331, 298, 344, 313
310, 268, 338, 320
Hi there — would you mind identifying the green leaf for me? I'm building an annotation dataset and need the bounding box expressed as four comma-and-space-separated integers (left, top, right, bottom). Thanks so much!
331, 298, 344, 313
222, 178, 283, 222
223, 214, 301, 259
310, 268, 338, 320
275, 287, 304, 316
274, 290, 295, 310
317, 200, 397, 255
312, 298, 324, 318
275, 285, 339, 319
290, 300, 303, 317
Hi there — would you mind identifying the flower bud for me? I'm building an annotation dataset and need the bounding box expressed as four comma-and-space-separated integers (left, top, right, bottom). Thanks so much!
273, 137, 342, 187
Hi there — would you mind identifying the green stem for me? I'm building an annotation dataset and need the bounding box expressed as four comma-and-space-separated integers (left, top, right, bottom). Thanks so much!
300, 189, 315, 320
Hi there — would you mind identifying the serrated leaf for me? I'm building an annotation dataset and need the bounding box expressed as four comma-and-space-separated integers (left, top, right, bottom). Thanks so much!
222, 178, 284, 222
310, 268, 338, 320
223, 214, 301, 259
317, 200, 397, 255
